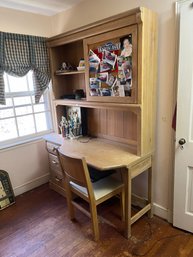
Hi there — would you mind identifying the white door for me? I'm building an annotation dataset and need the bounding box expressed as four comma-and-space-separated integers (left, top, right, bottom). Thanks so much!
173, 0, 193, 232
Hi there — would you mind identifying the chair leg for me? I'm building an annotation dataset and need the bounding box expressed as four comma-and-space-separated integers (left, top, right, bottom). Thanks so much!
65, 182, 75, 220
90, 202, 99, 241
120, 190, 125, 222
67, 196, 75, 220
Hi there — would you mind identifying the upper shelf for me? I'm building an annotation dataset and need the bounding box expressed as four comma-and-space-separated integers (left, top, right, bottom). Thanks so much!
55, 70, 85, 76
53, 99, 141, 113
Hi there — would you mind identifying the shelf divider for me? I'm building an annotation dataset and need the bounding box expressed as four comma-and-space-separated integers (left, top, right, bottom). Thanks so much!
53, 99, 141, 113
55, 70, 85, 76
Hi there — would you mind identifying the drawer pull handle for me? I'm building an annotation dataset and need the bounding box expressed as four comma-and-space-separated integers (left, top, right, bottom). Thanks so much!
55, 177, 62, 182
52, 160, 57, 164
52, 146, 59, 152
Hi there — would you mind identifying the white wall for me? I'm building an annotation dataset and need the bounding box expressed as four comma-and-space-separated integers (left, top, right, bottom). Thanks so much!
51, 0, 177, 220
0, 140, 49, 196
0, 7, 52, 36
0, 7, 52, 196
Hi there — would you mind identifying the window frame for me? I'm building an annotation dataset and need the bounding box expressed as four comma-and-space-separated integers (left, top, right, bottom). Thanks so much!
0, 72, 53, 149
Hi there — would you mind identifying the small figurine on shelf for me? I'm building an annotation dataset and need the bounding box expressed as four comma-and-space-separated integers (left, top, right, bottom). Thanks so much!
55, 62, 75, 74
77, 58, 85, 71
61, 62, 73, 71
59, 116, 68, 137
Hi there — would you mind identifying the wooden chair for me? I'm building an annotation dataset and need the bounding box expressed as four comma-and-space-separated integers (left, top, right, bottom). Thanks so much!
57, 149, 125, 241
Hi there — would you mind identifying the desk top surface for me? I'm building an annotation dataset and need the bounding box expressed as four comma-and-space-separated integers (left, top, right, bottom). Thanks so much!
44, 133, 140, 170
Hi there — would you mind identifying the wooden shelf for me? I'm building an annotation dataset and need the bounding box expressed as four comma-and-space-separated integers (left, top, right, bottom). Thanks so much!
53, 99, 141, 113
55, 70, 85, 76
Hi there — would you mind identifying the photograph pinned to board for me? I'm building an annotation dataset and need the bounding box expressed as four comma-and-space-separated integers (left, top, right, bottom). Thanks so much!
89, 77, 101, 94
118, 70, 132, 96
103, 50, 117, 68
118, 70, 127, 86
89, 77, 101, 89
120, 34, 132, 58
89, 49, 100, 73
112, 80, 125, 97
97, 72, 108, 83
122, 61, 132, 80
117, 56, 124, 71
107, 74, 117, 87
89, 49, 100, 63
89, 62, 99, 73
99, 88, 112, 96
90, 88, 100, 96
124, 81, 132, 96
100, 61, 112, 72
97, 41, 121, 53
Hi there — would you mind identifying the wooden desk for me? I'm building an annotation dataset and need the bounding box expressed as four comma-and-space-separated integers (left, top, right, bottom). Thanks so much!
59, 137, 140, 170
57, 136, 153, 239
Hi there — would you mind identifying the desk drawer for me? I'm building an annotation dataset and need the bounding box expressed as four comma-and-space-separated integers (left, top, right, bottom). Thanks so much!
46, 142, 60, 155
50, 169, 65, 188
48, 153, 62, 173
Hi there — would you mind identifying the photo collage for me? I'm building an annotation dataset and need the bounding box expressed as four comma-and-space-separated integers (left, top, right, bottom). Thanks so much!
89, 34, 133, 97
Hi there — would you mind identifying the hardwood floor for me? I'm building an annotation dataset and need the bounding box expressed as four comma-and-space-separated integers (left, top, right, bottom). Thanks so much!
0, 184, 193, 257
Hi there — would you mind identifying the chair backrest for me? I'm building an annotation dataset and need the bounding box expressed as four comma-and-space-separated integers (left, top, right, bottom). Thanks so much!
57, 149, 93, 196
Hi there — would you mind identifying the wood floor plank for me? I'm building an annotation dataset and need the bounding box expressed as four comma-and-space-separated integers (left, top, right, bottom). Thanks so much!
0, 184, 192, 257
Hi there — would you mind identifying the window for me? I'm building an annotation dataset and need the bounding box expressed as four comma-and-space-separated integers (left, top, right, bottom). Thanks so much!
0, 71, 53, 148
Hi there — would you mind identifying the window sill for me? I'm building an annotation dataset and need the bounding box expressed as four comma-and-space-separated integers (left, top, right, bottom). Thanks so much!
0, 130, 54, 152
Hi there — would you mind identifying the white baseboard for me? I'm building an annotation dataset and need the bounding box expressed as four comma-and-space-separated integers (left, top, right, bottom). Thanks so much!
132, 194, 171, 221
153, 203, 169, 220
166, 209, 173, 223
13, 173, 49, 196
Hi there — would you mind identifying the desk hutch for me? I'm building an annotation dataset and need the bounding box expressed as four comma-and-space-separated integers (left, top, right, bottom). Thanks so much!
45, 7, 157, 238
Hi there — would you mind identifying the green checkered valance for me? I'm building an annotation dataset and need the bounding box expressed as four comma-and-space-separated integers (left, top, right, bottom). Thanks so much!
0, 32, 50, 104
